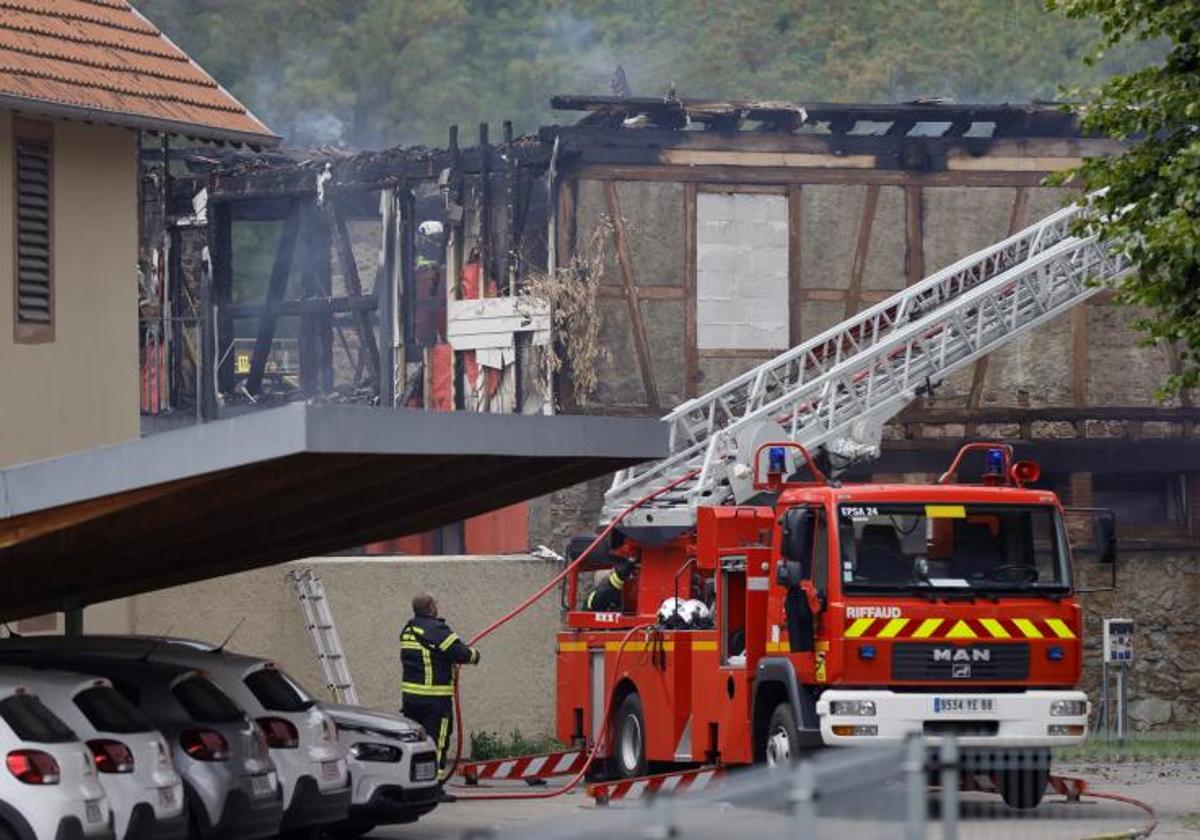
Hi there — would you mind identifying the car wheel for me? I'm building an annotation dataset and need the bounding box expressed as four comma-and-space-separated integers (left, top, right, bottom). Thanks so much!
998, 768, 1049, 810
613, 692, 647, 779
764, 702, 800, 769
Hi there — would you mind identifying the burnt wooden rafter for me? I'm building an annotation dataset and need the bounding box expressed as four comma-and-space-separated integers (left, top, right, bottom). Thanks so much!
245, 204, 302, 395
604, 181, 660, 410
846, 184, 881, 318
326, 197, 382, 386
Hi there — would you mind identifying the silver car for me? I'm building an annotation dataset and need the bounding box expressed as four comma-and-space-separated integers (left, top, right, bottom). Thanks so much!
0, 652, 281, 840
322, 704, 440, 838
90, 639, 351, 835
0, 666, 185, 840
0, 674, 112, 840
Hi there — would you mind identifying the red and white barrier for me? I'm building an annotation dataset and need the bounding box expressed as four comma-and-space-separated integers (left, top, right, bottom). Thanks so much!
960, 773, 1088, 803
457, 750, 588, 785
587, 766, 725, 805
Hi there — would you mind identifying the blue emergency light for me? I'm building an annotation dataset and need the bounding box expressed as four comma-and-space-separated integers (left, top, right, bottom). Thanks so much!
1047, 646, 1065, 662
858, 645, 877, 661
985, 447, 1005, 476
768, 446, 788, 474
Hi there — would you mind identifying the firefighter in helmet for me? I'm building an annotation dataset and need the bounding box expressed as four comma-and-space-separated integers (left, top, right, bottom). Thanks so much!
400, 593, 480, 772
585, 556, 635, 612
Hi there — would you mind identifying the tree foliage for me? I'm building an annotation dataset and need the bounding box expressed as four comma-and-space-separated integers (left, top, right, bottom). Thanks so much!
1049, 0, 1200, 396
133, 0, 1157, 148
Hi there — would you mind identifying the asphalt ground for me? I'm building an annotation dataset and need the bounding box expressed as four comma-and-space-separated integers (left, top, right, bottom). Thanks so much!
371, 762, 1188, 839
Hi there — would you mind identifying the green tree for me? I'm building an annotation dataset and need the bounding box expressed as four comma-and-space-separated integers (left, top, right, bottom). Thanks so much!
1049, 0, 1200, 396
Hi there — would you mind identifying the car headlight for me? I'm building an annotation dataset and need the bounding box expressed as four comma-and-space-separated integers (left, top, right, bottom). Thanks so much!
1050, 699, 1087, 717
829, 700, 877, 717
349, 743, 403, 763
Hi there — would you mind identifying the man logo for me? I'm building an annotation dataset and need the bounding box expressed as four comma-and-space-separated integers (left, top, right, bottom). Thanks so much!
952, 663, 972, 678
932, 648, 991, 663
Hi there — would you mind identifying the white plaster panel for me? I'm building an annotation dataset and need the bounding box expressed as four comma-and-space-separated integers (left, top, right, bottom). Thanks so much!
696, 192, 789, 350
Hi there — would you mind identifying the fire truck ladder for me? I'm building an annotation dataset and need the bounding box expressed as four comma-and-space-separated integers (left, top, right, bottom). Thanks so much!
604, 197, 1133, 527
287, 569, 360, 705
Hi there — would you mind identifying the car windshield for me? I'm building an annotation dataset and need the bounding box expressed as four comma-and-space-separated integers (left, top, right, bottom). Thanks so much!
244, 667, 316, 713
838, 503, 1069, 593
0, 694, 77, 743
74, 686, 156, 734
172, 676, 244, 724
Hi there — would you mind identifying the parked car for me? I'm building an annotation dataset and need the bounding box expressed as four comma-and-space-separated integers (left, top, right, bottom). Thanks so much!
0, 651, 280, 840
55, 639, 351, 835
321, 704, 440, 838
0, 674, 113, 840
0, 666, 185, 840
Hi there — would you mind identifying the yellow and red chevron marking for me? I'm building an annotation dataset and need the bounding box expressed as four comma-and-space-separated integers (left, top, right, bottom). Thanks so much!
842, 616, 1076, 641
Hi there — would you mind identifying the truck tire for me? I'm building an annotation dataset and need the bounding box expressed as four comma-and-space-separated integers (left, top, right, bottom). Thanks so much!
764, 702, 801, 768
998, 768, 1049, 810
0, 822, 14, 840
613, 693, 648, 778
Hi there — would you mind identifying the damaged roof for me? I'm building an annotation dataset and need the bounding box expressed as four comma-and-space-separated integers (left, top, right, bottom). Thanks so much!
0, 0, 276, 145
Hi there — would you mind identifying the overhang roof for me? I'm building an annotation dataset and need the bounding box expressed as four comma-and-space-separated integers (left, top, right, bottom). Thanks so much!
0, 0, 276, 145
0, 404, 666, 620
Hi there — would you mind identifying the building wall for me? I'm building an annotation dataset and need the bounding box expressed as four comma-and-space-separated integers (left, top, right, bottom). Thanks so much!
0, 112, 138, 468
86, 556, 563, 750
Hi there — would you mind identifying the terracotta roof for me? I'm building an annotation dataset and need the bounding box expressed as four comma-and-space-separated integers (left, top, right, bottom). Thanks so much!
0, 0, 276, 144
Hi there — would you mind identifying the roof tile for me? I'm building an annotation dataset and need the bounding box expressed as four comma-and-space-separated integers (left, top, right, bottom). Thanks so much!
0, 1, 275, 144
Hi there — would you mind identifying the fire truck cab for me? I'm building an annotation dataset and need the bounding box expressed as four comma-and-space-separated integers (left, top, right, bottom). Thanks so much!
556, 443, 1109, 809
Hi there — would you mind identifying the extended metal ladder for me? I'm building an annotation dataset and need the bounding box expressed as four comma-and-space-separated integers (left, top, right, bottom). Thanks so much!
604, 197, 1133, 526
287, 569, 359, 705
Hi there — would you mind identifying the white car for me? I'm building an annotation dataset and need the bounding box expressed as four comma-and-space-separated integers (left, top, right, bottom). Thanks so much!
0, 667, 185, 840
322, 704, 440, 838
0, 674, 112, 840
25, 638, 350, 836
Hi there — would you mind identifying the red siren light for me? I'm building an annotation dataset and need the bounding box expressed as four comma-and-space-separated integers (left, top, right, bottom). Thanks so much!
1011, 460, 1040, 486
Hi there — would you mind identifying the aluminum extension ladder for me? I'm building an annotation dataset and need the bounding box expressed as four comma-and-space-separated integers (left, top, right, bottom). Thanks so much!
603, 196, 1133, 527
287, 569, 360, 705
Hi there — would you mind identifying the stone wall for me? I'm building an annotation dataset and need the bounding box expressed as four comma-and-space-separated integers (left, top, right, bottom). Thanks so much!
1077, 550, 1200, 730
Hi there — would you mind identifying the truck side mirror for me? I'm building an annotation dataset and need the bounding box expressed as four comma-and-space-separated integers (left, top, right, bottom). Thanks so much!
1093, 511, 1117, 564
776, 508, 813, 586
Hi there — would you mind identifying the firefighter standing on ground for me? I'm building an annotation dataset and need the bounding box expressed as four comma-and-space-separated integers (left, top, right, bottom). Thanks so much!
400, 593, 480, 770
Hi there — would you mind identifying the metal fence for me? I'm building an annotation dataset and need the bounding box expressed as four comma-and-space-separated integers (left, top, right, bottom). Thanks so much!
471, 734, 1174, 840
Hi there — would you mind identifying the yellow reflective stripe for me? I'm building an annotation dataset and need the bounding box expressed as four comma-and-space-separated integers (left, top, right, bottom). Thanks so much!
925, 504, 966, 518
609, 572, 624, 590
1044, 618, 1075, 639
979, 618, 1010, 639
844, 618, 874, 638
691, 641, 718, 651
603, 641, 675, 652
400, 641, 426, 651
877, 618, 910, 639
410, 626, 425, 634
911, 618, 944, 638
558, 641, 588, 652
401, 682, 454, 697
421, 647, 433, 686
438, 633, 460, 652
945, 620, 977, 639
1013, 618, 1044, 639
437, 717, 449, 759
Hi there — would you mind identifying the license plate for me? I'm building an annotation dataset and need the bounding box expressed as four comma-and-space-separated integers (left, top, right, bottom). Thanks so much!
250, 774, 274, 798
413, 760, 437, 782
158, 786, 176, 808
933, 697, 995, 713
321, 761, 341, 782
84, 801, 103, 824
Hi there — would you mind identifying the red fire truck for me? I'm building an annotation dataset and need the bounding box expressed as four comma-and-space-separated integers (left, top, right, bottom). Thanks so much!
556, 442, 1113, 808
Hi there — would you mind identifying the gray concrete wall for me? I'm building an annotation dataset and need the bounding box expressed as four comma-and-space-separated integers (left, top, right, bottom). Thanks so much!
87, 556, 564, 751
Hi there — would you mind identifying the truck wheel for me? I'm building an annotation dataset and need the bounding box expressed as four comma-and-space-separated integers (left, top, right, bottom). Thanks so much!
613, 693, 648, 778
0, 822, 14, 840
764, 703, 800, 768
998, 768, 1049, 810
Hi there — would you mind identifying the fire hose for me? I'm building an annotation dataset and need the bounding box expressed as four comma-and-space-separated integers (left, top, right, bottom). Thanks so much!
437, 468, 702, 801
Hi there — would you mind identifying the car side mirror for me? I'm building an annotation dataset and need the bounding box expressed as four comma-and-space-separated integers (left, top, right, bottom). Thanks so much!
1093, 511, 1117, 564
777, 508, 813, 586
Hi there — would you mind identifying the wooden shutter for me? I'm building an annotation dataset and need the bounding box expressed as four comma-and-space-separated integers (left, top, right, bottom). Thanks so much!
13, 119, 53, 342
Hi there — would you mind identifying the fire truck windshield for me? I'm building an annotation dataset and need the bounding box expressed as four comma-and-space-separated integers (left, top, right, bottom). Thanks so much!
837, 503, 1069, 594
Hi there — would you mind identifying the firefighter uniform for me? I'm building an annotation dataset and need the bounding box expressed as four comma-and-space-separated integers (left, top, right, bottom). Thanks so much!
400, 615, 480, 765
585, 558, 634, 611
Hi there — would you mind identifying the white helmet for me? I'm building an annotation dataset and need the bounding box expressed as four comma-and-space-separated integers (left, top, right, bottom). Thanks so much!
417, 220, 444, 238
680, 599, 711, 624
